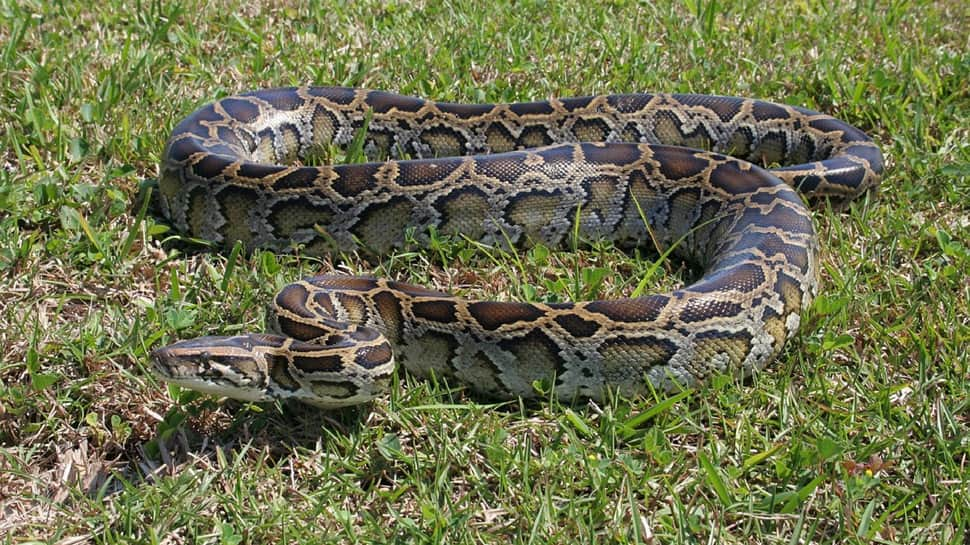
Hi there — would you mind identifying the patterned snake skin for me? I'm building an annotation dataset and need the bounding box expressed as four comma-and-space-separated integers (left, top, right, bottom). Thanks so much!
150, 86, 883, 407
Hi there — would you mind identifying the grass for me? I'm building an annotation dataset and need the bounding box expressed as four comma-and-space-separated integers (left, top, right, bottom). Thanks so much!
0, 0, 967, 543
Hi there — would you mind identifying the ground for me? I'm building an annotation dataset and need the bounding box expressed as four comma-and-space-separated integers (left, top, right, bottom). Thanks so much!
0, 1, 967, 543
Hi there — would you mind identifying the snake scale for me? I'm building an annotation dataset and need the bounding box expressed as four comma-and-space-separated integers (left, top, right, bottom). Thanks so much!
150, 86, 883, 408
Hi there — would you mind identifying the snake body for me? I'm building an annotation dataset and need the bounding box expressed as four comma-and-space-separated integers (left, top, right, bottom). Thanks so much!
151, 87, 882, 407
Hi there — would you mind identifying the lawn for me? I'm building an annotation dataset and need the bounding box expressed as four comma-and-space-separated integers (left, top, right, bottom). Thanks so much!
0, 0, 967, 543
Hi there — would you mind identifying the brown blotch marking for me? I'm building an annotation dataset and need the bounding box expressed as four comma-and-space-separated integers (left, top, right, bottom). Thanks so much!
651, 147, 711, 180
192, 154, 233, 179
195, 142, 237, 158
249, 334, 289, 348
252, 88, 304, 111
791, 173, 824, 194
435, 101, 495, 118
412, 300, 458, 324
553, 314, 601, 338
354, 343, 393, 369
276, 315, 332, 342
749, 187, 806, 208
734, 230, 789, 261
219, 97, 262, 123
238, 162, 285, 180
273, 167, 321, 190
675, 95, 744, 123
308, 86, 358, 104
350, 195, 413, 253
699, 199, 733, 243
808, 116, 852, 134
817, 156, 871, 188
397, 157, 463, 187
536, 143, 577, 164
474, 153, 529, 181
217, 187, 259, 247
165, 137, 204, 163
293, 353, 345, 373
606, 93, 653, 112
175, 121, 213, 141
275, 284, 315, 318
666, 186, 702, 238
508, 101, 556, 116
266, 200, 333, 238
366, 90, 426, 113
468, 301, 545, 331
435, 186, 491, 240
372, 290, 404, 344
620, 125, 644, 142
679, 297, 744, 323
750, 100, 790, 121
585, 295, 668, 323
331, 163, 380, 198
559, 96, 595, 112
582, 142, 642, 167
709, 161, 774, 194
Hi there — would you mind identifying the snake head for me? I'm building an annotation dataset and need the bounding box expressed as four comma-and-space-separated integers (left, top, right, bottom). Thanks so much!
151, 332, 395, 408
151, 335, 282, 403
